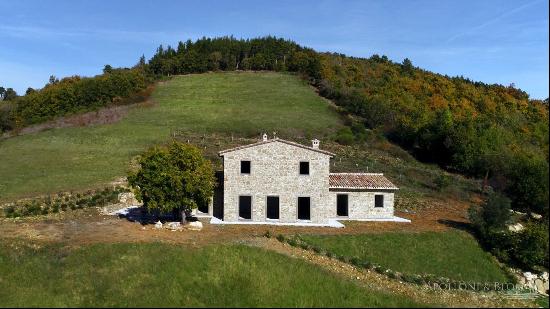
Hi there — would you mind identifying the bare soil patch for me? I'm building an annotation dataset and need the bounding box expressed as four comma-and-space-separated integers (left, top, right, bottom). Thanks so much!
0, 197, 471, 247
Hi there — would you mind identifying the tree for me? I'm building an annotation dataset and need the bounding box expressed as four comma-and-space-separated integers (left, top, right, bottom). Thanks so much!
48, 75, 59, 85
402, 58, 414, 75
1, 88, 18, 101
103, 64, 113, 74
469, 192, 511, 235
128, 142, 216, 223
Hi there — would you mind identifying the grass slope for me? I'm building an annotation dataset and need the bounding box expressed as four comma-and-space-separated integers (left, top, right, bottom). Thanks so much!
0, 242, 424, 307
300, 231, 509, 283
0, 72, 342, 201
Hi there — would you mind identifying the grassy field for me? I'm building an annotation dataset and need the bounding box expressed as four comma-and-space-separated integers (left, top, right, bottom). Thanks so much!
0, 72, 342, 201
0, 242, 424, 307
300, 231, 509, 283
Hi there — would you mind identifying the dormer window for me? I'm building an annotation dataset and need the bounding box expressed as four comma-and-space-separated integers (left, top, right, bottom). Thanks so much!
241, 160, 251, 174
299, 161, 309, 175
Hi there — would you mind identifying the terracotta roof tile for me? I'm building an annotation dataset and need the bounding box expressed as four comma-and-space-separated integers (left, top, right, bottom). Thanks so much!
329, 173, 398, 190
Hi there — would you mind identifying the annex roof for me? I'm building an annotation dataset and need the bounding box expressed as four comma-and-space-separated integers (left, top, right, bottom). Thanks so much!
329, 173, 399, 190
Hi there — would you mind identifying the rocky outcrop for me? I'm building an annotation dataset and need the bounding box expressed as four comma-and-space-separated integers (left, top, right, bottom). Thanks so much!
515, 271, 549, 295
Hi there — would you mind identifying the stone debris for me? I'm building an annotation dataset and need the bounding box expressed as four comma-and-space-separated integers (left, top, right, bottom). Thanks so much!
517, 271, 549, 295
507, 222, 524, 233
154, 221, 163, 229
186, 221, 203, 231
118, 192, 139, 206
166, 222, 182, 231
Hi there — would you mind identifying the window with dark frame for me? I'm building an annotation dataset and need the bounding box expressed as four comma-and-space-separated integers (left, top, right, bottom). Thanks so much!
239, 196, 252, 219
337, 194, 349, 216
297, 197, 311, 220
266, 196, 279, 220
197, 203, 208, 214
375, 194, 384, 208
299, 161, 309, 175
240, 160, 251, 174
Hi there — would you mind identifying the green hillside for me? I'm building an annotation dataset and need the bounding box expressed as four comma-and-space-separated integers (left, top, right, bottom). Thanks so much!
0, 72, 342, 201
0, 243, 424, 307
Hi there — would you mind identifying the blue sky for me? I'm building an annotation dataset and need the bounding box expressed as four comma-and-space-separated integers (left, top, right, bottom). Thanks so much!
1, 0, 548, 99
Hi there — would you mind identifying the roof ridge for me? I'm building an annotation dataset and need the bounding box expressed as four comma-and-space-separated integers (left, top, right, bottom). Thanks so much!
329, 172, 384, 175
219, 138, 335, 156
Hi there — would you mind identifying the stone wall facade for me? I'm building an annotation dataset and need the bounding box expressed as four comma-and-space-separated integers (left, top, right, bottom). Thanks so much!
222, 141, 332, 223
329, 190, 395, 219
220, 139, 397, 224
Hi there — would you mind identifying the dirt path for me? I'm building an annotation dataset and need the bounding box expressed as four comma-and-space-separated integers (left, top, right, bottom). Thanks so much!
250, 238, 534, 308
0, 200, 471, 246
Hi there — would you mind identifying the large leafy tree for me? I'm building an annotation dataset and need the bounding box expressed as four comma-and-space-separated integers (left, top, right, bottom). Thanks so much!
0, 87, 17, 101
128, 142, 215, 223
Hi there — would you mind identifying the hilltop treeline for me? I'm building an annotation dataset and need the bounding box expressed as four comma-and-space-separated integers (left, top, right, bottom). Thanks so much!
146, 36, 320, 79
1, 36, 547, 217
0, 67, 149, 131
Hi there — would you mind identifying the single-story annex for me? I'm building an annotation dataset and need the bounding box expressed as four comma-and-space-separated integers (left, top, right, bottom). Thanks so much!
197, 134, 409, 227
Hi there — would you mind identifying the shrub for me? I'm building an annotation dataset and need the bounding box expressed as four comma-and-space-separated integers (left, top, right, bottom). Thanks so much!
350, 121, 367, 142
434, 174, 451, 191
349, 256, 362, 267
287, 238, 298, 247
311, 246, 323, 254
513, 222, 549, 268
360, 261, 372, 269
3, 206, 15, 217
276, 234, 285, 242
335, 127, 354, 145
469, 192, 511, 235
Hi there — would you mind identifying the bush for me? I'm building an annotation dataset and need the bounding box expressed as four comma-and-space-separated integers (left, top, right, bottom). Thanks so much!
433, 174, 451, 191
513, 222, 549, 268
335, 127, 354, 145
3, 206, 15, 217
469, 192, 511, 235
287, 238, 298, 247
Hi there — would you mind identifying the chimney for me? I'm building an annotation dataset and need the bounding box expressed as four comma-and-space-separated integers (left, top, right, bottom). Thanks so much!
262, 133, 268, 142
312, 139, 320, 149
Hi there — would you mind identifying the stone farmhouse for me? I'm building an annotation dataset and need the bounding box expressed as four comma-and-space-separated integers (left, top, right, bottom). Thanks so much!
198, 134, 409, 227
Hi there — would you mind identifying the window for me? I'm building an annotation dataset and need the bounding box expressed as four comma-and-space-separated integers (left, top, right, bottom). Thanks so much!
266, 196, 279, 220
375, 194, 384, 208
241, 160, 251, 174
298, 197, 311, 220
239, 196, 252, 219
299, 161, 309, 175
337, 194, 348, 216
197, 203, 208, 214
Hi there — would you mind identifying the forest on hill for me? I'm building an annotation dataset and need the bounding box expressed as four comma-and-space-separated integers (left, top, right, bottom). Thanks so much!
1, 36, 548, 219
